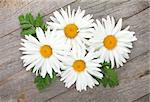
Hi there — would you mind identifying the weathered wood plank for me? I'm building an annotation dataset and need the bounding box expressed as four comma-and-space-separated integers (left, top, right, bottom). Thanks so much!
0, 0, 149, 102
70, 0, 150, 19
0, 0, 76, 37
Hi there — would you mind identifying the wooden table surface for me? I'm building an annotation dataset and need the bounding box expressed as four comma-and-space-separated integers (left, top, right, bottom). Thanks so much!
0, 0, 150, 102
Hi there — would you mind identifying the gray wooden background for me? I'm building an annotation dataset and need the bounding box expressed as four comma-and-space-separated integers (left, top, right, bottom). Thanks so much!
0, 0, 150, 102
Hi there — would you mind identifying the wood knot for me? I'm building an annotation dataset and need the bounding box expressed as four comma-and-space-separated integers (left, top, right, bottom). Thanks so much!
139, 70, 150, 78
17, 93, 26, 102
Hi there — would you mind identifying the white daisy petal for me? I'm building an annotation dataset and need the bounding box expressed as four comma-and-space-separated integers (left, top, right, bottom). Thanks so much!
46, 59, 53, 78
76, 74, 82, 91
33, 58, 44, 74
96, 19, 105, 35
113, 18, 122, 34
60, 69, 72, 81
65, 71, 77, 88
41, 61, 47, 78
87, 69, 103, 79
53, 11, 64, 25
84, 72, 95, 88
60, 8, 69, 23
36, 27, 46, 43
110, 51, 115, 68
123, 26, 130, 31
111, 16, 115, 30
50, 16, 58, 23
67, 5, 71, 19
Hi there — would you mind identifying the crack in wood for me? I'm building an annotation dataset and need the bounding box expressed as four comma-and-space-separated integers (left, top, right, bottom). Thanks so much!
133, 93, 150, 102
82, 0, 130, 10
44, 89, 70, 102
0, 28, 20, 38
127, 51, 149, 63
0, 68, 24, 86
124, 6, 150, 20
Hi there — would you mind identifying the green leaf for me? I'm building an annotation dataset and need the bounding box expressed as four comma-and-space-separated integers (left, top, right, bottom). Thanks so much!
34, 72, 57, 91
18, 13, 47, 36
41, 23, 47, 31
21, 24, 32, 29
99, 77, 107, 87
18, 15, 25, 23
103, 67, 119, 87
18, 15, 29, 24
101, 61, 111, 68
21, 28, 35, 35
28, 13, 34, 24
35, 13, 43, 27
98, 62, 119, 88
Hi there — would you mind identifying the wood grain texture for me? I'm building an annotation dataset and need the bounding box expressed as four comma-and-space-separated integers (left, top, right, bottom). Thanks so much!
133, 94, 150, 102
0, 0, 150, 102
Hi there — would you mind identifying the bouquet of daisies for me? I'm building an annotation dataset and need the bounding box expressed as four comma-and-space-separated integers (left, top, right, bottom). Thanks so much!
19, 6, 137, 92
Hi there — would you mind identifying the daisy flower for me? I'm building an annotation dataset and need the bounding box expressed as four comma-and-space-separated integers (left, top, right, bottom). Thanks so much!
47, 6, 94, 51
89, 16, 137, 68
59, 48, 103, 92
20, 27, 65, 78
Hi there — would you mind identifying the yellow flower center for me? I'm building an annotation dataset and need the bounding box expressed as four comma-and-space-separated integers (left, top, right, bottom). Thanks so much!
64, 24, 78, 39
103, 35, 117, 50
72, 60, 86, 72
40, 45, 52, 58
